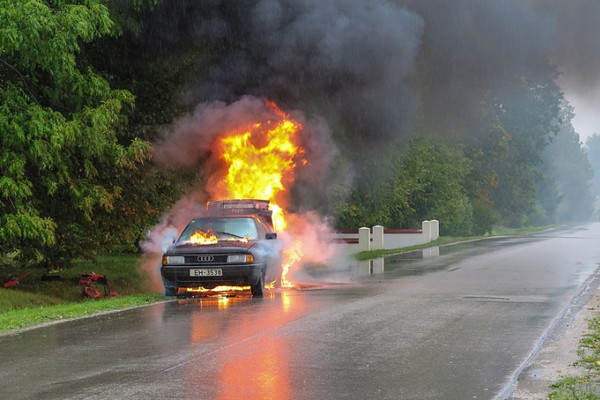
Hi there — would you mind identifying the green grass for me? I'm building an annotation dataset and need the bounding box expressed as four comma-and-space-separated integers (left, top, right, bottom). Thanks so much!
0, 253, 165, 334
549, 314, 600, 399
490, 224, 558, 236
0, 294, 164, 334
0, 254, 156, 310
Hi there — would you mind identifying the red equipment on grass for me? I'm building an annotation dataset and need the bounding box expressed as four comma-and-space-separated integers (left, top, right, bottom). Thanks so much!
78, 272, 118, 299
2, 271, 32, 288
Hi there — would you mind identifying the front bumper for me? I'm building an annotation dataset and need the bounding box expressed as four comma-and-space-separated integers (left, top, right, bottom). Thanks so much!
161, 263, 263, 289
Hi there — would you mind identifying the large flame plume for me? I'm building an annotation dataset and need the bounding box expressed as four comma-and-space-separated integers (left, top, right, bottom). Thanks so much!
210, 101, 305, 287
140, 97, 342, 293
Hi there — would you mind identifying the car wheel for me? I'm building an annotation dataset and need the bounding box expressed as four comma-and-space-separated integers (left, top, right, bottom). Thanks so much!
251, 270, 264, 297
164, 286, 177, 297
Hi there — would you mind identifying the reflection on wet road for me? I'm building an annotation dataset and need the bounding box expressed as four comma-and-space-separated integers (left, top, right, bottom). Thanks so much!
1, 224, 600, 399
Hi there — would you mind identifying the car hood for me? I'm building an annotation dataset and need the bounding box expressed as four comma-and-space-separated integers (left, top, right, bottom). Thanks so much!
165, 240, 256, 255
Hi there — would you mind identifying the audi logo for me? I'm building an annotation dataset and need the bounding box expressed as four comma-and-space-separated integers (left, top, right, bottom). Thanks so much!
196, 255, 215, 262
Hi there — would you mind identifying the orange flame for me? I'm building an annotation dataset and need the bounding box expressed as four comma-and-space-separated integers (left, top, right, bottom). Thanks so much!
188, 230, 218, 245
185, 286, 250, 293
212, 101, 306, 286
281, 240, 303, 288
188, 229, 250, 245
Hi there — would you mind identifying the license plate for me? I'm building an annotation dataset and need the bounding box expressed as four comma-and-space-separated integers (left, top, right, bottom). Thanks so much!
190, 269, 222, 277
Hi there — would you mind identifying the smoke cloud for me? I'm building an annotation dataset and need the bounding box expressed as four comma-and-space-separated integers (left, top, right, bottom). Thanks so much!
139, 0, 600, 288
141, 0, 600, 140
531, 0, 600, 93
398, 0, 600, 138
138, 195, 209, 291
528, 0, 600, 138
143, 0, 424, 148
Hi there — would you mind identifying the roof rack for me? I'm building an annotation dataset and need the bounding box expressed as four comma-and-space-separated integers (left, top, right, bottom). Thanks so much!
206, 199, 272, 220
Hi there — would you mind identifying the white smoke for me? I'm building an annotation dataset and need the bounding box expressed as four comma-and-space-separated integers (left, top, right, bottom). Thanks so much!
137, 194, 208, 291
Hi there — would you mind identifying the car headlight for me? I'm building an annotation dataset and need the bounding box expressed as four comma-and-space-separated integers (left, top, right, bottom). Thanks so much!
163, 255, 185, 265
227, 254, 254, 263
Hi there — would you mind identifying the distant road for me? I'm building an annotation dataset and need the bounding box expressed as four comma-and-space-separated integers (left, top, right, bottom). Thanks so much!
1, 223, 599, 399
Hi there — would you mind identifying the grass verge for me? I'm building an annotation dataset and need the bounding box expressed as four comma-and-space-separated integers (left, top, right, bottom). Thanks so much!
549, 314, 600, 398
0, 294, 164, 334
0, 253, 165, 335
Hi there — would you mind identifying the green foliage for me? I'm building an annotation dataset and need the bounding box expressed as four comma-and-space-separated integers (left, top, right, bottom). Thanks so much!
77, 0, 210, 252
471, 202, 500, 236
587, 134, 600, 198
490, 73, 563, 227
0, 0, 151, 267
333, 66, 576, 234
335, 139, 475, 236
536, 105, 593, 224
390, 140, 473, 235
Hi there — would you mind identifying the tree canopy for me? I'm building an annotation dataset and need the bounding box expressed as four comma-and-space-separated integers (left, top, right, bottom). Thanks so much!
587, 134, 600, 198
0, 0, 151, 265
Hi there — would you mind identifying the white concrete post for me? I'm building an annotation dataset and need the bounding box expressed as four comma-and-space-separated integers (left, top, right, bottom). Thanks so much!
372, 257, 385, 274
422, 220, 431, 242
358, 260, 372, 276
431, 220, 439, 240
422, 246, 440, 258
358, 227, 371, 252
372, 225, 384, 250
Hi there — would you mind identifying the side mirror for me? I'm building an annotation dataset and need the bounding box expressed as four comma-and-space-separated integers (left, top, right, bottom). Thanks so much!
266, 233, 277, 240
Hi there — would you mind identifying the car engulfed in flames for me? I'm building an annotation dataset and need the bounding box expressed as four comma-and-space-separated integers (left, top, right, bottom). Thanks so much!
160, 200, 280, 297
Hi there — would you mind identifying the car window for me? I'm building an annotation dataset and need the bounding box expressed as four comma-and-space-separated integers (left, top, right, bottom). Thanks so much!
255, 220, 267, 239
222, 218, 258, 239
179, 217, 259, 241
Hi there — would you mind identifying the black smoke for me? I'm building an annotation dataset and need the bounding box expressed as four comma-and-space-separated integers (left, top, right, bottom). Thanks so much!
143, 0, 600, 135
530, 0, 600, 94
143, 0, 424, 149
145, 0, 600, 203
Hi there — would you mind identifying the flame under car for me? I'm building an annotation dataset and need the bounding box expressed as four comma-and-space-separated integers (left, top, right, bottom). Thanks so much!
160, 200, 279, 297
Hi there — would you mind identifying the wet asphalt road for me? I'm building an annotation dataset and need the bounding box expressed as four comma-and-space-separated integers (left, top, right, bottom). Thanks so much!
1, 224, 600, 400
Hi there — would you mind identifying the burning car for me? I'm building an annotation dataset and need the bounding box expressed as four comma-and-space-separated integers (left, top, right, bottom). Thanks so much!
160, 200, 280, 297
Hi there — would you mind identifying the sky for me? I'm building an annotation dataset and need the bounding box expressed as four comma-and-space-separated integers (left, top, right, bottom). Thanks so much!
564, 88, 600, 142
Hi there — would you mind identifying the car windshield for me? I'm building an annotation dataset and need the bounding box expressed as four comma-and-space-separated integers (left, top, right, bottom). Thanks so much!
178, 217, 259, 242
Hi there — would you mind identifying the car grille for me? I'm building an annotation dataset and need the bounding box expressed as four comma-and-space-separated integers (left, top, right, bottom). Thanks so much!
183, 254, 229, 264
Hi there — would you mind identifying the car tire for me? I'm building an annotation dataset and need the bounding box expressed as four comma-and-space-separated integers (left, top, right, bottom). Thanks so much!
164, 286, 177, 297
251, 269, 264, 297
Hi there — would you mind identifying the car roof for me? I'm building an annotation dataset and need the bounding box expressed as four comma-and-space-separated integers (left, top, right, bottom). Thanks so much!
205, 199, 273, 226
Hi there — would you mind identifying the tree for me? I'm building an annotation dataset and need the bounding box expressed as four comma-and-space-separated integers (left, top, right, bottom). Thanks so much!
489, 72, 563, 226
535, 102, 593, 224
0, 0, 151, 267
587, 134, 600, 198
335, 139, 473, 236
